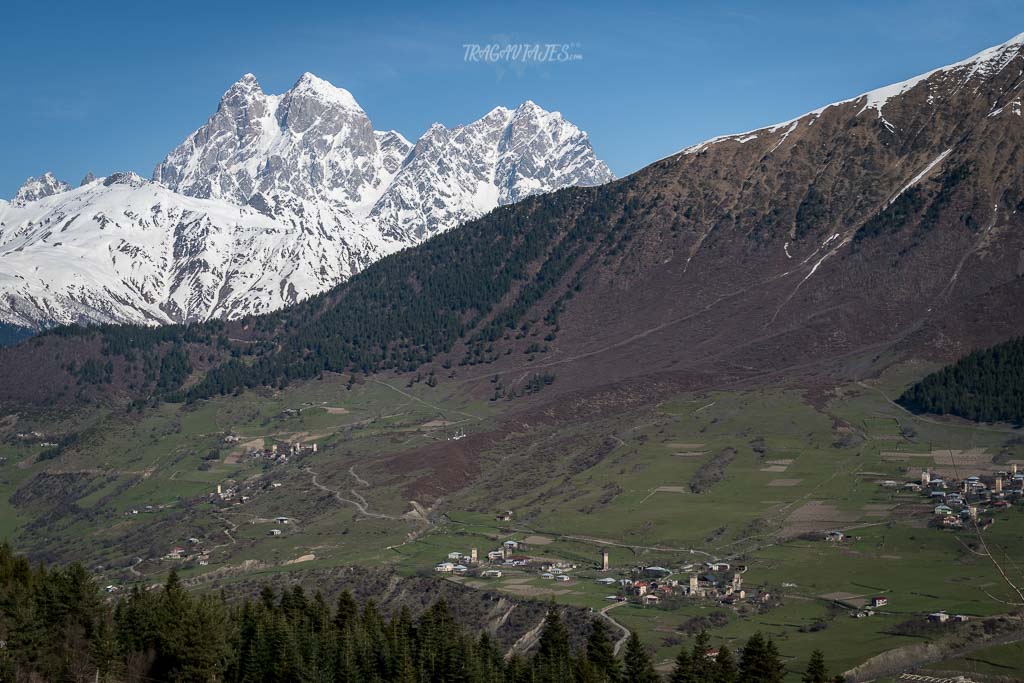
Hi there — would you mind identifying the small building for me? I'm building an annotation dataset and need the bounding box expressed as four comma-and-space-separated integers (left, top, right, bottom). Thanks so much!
953, 614, 970, 623
643, 566, 672, 578
275, 516, 290, 524
540, 572, 555, 580
596, 577, 617, 585
641, 594, 660, 606
824, 530, 845, 542
870, 596, 888, 608
481, 569, 503, 579
487, 551, 504, 561
928, 612, 950, 623
434, 562, 455, 573
447, 551, 464, 560
503, 540, 519, 550
453, 565, 468, 574
269, 529, 282, 536
555, 574, 570, 582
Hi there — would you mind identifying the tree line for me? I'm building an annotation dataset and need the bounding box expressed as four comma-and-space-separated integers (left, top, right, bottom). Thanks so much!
898, 336, 1024, 424
0, 543, 841, 682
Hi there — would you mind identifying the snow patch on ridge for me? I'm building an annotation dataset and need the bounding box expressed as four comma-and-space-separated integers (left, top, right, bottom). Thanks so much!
679, 31, 1024, 158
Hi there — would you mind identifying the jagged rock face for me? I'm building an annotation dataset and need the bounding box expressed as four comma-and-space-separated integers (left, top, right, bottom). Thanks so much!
155, 73, 612, 243
370, 102, 614, 241
13, 173, 72, 205
155, 73, 389, 209
1, 73, 612, 328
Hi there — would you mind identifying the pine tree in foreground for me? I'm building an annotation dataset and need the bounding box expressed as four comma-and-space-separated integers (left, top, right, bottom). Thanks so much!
669, 643, 695, 683
803, 649, 830, 683
623, 631, 659, 683
714, 644, 738, 683
740, 631, 786, 683
585, 616, 622, 682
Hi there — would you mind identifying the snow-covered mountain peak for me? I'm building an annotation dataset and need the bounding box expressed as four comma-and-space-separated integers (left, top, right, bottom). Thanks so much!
218, 73, 267, 111
4, 76, 613, 328
288, 72, 362, 111
13, 172, 72, 205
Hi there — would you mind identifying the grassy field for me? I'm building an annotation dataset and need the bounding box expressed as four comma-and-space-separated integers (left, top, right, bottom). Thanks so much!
2, 362, 1023, 681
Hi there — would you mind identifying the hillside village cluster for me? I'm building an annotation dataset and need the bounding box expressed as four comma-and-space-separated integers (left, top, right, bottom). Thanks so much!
433, 538, 768, 609
126, 437, 319, 570
883, 465, 1024, 530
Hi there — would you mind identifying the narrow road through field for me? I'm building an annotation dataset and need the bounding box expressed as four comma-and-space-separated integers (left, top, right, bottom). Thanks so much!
370, 378, 483, 421
305, 467, 401, 520
599, 601, 631, 655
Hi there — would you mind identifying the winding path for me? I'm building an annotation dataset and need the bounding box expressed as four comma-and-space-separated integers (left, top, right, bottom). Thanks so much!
599, 601, 632, 655
306, 467, 402, 520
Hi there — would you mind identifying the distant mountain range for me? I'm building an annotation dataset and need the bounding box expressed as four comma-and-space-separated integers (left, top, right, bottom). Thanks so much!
0, 74, 612, 328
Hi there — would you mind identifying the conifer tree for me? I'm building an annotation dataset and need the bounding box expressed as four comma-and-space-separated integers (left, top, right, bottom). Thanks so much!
585, 617, 621, 682
669, 643, 695, 683
803, 649, 829, 683
714, 644, 738, 683
691, 629, 715, 681
740, 632, 786, 683
623, 631, 658, 683
534, 604, 573, 682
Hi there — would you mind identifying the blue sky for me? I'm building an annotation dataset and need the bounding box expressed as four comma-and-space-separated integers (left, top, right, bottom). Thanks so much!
2, 0, 1024, 198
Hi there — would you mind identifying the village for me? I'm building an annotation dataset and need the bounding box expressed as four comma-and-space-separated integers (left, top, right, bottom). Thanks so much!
124, 437, 320, 571
887, 465, 1024, 530
432, 532, 772, 611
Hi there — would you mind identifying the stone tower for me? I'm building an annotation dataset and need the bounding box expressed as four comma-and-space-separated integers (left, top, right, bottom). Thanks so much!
601, 548, 610, 571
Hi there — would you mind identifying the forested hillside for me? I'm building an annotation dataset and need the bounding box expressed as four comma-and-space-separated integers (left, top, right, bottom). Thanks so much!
0, 543, 829, 682
5, 183, 632, 406
898, 337, 1024, 424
